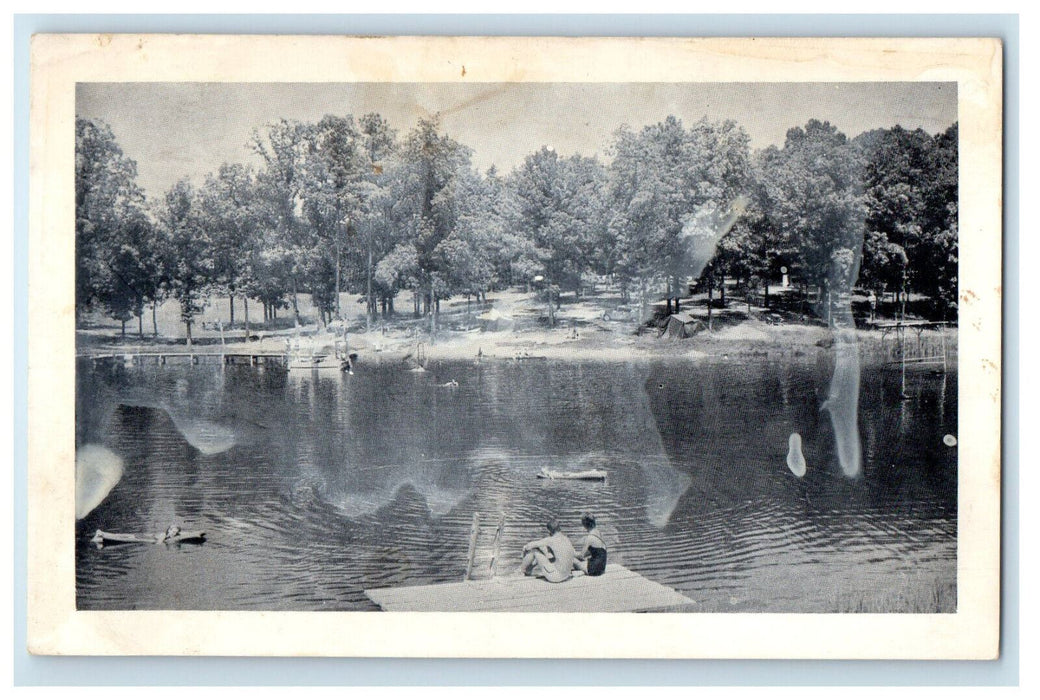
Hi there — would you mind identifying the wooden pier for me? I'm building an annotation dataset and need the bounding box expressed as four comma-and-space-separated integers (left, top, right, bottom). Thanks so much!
365, 564, 695, 613
81, 351, 290, 366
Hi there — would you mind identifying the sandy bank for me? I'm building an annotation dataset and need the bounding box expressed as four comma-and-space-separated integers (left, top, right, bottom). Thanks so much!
77, 303, 955, 367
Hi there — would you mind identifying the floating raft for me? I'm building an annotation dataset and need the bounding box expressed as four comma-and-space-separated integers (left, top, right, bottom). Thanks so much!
537, 468, 607, 481
365, 564, 694, 612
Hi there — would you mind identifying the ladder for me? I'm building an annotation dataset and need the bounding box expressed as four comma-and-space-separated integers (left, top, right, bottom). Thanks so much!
463, 513, 507, 581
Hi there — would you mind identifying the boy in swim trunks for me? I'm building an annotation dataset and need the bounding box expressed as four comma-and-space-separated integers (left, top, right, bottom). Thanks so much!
520, 518, 576, 583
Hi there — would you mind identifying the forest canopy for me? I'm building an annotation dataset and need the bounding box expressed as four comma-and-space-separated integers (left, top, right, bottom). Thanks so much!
75, 112, 958, 338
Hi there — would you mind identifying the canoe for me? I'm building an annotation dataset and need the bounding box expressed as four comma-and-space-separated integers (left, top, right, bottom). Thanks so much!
91, 529, 207, 546
537, 468, 608, 481
287, 355, 352, 371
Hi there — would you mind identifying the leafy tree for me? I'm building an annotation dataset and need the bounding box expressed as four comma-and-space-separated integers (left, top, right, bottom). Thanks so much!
510, 147, 608, 324
855, 125, 930, 295
300, 114, 372, 323
251, 119, 313, 324
854, 122, 958, 318
391, 117, 474, 325
155, 179, 214, 344
197, 163, 263, 331
373, 242, 419, 311
75, 117, 154, 329
606, 116, 751, 314
350, 113, 400, 322
478, 166, 535, 288
756, 120, 866, 321
915, 123, 958, 317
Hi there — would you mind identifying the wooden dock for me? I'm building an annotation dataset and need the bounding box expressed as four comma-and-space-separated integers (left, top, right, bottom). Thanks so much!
365, 564, 695, 612
80, 351, 289, 366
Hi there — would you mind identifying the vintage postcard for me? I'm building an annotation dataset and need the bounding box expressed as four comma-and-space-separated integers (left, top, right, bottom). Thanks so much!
27, 35, 1002, 658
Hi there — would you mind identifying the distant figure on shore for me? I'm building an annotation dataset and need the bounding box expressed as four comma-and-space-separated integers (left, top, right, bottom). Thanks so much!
520, 518, 576, 583
574, 513, 608, 576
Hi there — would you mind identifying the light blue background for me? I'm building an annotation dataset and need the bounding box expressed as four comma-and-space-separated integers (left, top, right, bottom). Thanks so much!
13, 13, 1019, 686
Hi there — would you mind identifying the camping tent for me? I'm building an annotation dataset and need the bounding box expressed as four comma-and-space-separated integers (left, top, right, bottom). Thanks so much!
663, 312, 704, 339
477, 307, 514, 332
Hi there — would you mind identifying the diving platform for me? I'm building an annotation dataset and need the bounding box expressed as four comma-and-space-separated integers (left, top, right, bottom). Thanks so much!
365, 564, 695, 613
875, 320, 951, 372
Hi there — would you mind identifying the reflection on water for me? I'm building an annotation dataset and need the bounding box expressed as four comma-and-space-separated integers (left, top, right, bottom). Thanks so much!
76, 355, 957, 612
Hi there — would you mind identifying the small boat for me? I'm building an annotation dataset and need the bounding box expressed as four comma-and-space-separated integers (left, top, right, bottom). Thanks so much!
537, 468, 608, 481
91, 529, 207, 547
287, 354, 353, 372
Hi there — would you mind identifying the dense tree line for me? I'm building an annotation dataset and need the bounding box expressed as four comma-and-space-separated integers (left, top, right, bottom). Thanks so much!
75, 112, 958, 339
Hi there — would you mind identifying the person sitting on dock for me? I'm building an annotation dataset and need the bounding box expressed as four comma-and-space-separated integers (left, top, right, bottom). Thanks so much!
520, 518, 576, 583
574, 513, 607, 576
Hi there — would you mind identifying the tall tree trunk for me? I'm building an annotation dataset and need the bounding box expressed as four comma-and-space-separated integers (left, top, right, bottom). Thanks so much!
138, 310, 144, 339
335, 241, 342, 319
244, 297, 250, 339
366, 242, 373, 331
291, 276, 300, 325
429, 281, 436, 336
707, 276, 714, 332
120, 319, 126, 339
720, 276, 726, 306
639, 278, 648, 325
152, 302, 158, 337
185, 320, 193, 347
229, 293, 235, 326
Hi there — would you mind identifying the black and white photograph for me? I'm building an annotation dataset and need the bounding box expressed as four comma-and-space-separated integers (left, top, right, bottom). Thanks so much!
29, 35, 1002, 657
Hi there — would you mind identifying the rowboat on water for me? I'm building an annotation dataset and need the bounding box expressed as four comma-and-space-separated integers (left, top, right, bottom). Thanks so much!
91, 529, 207, 547
287, 355, 353, 371
287, 352, 357, 372
537, 468, 608, 481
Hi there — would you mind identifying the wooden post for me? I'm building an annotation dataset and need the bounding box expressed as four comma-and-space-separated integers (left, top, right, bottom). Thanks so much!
464, 513, 480, 581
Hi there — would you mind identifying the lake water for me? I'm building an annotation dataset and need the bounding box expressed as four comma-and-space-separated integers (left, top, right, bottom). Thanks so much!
75, 352, 957, 612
